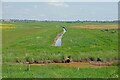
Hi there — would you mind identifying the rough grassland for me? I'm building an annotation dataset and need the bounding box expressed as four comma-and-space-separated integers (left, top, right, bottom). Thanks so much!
2, 21, 118, 78
3, 63, 118, 78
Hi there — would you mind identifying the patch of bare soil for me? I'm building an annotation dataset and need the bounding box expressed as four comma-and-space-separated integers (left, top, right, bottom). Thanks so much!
29, 59, 118, 67
31, 62, 114, 68
20, 59, 119, 67
89, 61, 113, 66
71, 25, 118, 29
18, 57, 119, 67
30, 62, 92, 67
49, 62, 96, 67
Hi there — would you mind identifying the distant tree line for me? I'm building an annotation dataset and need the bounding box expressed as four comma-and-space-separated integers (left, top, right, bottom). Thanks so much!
0, 19, 119, 23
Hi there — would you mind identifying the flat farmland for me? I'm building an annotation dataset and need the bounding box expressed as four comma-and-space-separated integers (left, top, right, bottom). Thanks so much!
2, 21, 119, 78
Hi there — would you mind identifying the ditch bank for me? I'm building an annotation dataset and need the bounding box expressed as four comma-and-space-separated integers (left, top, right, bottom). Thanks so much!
16, 58, 119, 66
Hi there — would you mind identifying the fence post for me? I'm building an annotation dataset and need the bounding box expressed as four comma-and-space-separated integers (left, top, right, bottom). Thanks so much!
26, 62, 30, 71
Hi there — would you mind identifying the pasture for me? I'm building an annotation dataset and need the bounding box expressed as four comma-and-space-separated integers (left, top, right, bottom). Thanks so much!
2, 21, 119, 78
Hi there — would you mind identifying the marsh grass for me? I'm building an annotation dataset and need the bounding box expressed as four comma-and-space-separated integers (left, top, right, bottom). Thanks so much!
2, 21, 118, 78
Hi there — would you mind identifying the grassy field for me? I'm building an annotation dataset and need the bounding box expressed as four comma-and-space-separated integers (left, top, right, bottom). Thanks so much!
3, 63, 118, 78
2, 21, 119, 78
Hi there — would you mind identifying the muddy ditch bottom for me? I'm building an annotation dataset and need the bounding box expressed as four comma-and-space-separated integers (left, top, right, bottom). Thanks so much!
27, 61, 116, 68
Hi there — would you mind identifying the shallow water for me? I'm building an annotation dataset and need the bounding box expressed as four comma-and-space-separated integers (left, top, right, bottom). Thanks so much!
55, 28, 66, 46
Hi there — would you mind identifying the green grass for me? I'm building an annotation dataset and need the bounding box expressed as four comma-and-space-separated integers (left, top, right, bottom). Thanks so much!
2, 21, 119, 78
2, 22, 118, 63
2, 64, 118, 78
62, 28, 118, 61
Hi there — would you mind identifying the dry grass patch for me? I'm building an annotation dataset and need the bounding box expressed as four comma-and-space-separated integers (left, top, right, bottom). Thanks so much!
71, 25, 118, 29
0, 24, 16, 28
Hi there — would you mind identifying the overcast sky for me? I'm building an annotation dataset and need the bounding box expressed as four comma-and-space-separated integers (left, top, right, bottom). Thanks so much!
2, 2, 118, 21
1, 0, 119, 2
